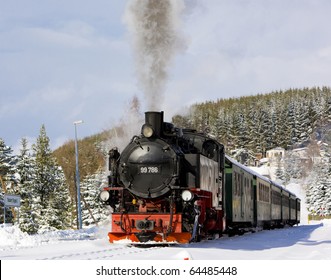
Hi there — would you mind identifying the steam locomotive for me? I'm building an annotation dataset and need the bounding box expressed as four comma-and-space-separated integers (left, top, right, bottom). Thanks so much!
100, 111, 300, 244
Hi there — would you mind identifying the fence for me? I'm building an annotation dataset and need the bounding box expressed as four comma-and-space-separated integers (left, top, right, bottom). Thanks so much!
308, 214, 331, 221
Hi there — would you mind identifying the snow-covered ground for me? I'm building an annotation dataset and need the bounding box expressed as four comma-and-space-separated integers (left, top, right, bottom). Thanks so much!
1, 219, 331, 280
1, 219, 331, 260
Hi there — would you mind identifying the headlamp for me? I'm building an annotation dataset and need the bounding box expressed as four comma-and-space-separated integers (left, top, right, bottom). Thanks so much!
100, 190, 110, 202
142, 124, 154, 138
181, 190, 194, 202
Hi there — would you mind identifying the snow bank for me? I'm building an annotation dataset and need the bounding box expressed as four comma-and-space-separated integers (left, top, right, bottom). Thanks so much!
0, 224, 36, 248
0, 224, 98, 250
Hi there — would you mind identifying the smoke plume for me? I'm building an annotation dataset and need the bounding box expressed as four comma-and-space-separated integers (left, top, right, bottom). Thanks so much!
124, 0, 186, 111
105, 95, 143, 152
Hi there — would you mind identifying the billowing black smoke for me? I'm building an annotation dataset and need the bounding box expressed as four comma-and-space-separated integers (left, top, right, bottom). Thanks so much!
124, 0, 186, 111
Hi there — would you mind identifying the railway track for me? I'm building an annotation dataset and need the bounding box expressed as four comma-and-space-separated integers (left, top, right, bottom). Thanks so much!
39, 240, 165, 260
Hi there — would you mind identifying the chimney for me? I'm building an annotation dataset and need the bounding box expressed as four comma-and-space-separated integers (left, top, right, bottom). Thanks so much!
144, 111, 164, 137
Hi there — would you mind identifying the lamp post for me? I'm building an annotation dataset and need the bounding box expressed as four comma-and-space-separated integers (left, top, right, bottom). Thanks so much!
74, 120, 83, 230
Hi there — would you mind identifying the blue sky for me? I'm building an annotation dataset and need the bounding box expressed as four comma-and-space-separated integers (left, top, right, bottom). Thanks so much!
1, 0, 331, 153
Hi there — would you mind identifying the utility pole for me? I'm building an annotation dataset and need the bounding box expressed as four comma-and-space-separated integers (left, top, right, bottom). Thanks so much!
74, 120, 83, 229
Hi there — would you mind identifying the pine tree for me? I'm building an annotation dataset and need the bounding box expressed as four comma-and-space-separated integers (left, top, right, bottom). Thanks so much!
80, 170, 110, 227
306, 162, 329, 216
32, 125, 72, 232
0, 138, 16, 223
278, 103, 292, 149
246, 104, 259, 152
0, 138, 16, 179
306, 144, 331, 216
255, 107, 270, 155
232, 111, 248, 149
15, 138, 38, 233
48, 166, 72, 230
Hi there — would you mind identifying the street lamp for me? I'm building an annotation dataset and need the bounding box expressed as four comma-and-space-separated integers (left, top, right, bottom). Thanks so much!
74, 120, 83, 230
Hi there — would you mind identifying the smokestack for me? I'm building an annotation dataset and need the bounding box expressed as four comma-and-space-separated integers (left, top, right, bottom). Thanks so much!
145, 111, 164, 137
124, 0, 186, 111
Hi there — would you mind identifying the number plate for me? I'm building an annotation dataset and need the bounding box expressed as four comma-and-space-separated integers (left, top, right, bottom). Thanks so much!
138, 166, 160, 174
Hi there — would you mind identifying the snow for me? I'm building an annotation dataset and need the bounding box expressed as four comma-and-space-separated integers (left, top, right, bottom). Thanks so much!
1, 213, 331, 280
1, 220, 331, 280
0, 224, 97, 251
1, 219, 331, 260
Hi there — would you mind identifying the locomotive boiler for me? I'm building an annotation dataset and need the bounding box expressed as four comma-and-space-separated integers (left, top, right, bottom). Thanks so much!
100, 111, 225, 243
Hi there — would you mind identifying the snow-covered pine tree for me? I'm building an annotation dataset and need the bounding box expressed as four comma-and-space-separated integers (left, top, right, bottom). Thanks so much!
232, 111, 248, 149
306, 144, 331, 216
284, 150, 304, 180
255, 107, 270, 156
32, 125, 72, 232
215, 108, 231, 148
16, 138, 39, 234
306, 163, 328, 216
278, 103, 292, 149
246, 104, 259, 152
0, 138, 17, 223
80, 170, 110, 227
48, 165, 72, 230
0, 138, 16, 180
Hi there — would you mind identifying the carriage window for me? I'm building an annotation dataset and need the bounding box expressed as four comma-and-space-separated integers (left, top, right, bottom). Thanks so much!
258, 183, 270, 203
234, 171, 243, 196
272, 190, 281, 205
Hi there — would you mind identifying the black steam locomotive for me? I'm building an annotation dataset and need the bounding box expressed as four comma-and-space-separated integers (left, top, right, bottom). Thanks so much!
100, 111, 300, 243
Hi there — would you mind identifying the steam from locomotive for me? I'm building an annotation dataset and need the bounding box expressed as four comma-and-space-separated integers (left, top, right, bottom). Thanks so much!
124, 0, 185, 111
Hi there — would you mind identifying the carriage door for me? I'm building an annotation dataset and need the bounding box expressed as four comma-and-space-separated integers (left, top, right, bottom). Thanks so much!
240, 173, 244, 218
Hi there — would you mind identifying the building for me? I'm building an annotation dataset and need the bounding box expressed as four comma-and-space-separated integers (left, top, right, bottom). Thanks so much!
266, 147, 285, 160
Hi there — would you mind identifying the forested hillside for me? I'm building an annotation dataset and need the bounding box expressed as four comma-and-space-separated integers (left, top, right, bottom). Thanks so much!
172, 86, 331, 155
